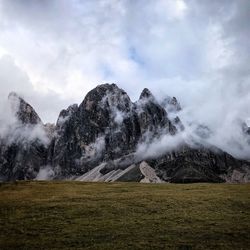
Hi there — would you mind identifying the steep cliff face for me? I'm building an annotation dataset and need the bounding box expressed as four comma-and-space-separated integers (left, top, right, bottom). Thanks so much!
8, 92, 42, 125
147, 147, 250, 183
0, 84, 249, 182
0, 93, 48, 181
49, 84, 177, 177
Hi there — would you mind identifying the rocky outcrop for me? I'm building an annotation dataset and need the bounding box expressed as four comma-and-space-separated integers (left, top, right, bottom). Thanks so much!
8, 92, 42, 125
0, 84, 249, 183
161, 96, 182, 113
0, 93, 48, 181
48, 84, 177, 178
146, 146, 249, 183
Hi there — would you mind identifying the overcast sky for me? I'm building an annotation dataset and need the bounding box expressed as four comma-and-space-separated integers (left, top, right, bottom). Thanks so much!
0, 0, 249, 124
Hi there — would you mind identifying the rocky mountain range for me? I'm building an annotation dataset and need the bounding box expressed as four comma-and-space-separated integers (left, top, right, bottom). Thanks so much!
0, 83, 250, 183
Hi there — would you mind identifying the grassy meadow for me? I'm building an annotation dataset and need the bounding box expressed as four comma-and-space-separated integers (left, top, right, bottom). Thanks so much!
0, 181, 249, 249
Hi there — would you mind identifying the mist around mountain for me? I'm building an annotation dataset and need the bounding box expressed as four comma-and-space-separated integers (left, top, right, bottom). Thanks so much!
0, 83, 249, 183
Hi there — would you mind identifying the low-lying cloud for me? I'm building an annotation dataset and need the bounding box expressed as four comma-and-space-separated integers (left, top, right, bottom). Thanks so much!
136, 93, 250, 160
36, 165, 55, 180
0, 94, 50, 146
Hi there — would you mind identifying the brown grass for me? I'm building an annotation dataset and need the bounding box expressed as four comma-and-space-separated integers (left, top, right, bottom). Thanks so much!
0, 181, 250, 249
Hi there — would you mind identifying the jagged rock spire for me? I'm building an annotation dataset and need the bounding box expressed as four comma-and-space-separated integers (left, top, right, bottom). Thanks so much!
161, 96, 181, 112
139, 88, 154, 99
56, 104, 78, 127
8, 92, 42, 125
80, 83, 132, 112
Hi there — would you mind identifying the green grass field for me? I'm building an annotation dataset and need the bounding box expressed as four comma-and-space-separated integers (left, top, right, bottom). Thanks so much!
0, 181, 249, 250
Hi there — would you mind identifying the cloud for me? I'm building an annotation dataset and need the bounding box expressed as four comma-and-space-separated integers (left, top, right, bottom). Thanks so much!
36, 165, 55, 180
75, 136, 106, 167
0, 0, 249, 158
136, 131, 185, 159
0, 0, 248, 99
0, 0, 209, 108
0, 55, 75, 122
89, 136, 106, 159
0, 91, 50, 146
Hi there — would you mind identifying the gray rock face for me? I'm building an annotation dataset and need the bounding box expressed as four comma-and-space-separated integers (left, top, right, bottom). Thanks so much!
0, 141, 47, 181
0, 93, 48, 181
8, 92, 42, 125
243, 122, 250, 139
161, 96, 182, 113
146, 146, 249, 183
49, 84, 176, 177
0, 84, 249, 183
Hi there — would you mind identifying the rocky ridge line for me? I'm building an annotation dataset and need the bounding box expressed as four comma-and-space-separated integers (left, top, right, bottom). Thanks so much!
0, 83, 249, 183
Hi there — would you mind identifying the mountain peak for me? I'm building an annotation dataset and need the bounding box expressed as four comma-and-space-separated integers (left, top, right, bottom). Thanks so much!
8, 91, 19, 99
8, 92, 42, 125
1, 84, 250, 183
56, 104, 78, 127
91, 83, 121, 95
161, 96, 181, 112
80, 83, 131, 112
139, 88, 154, 100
